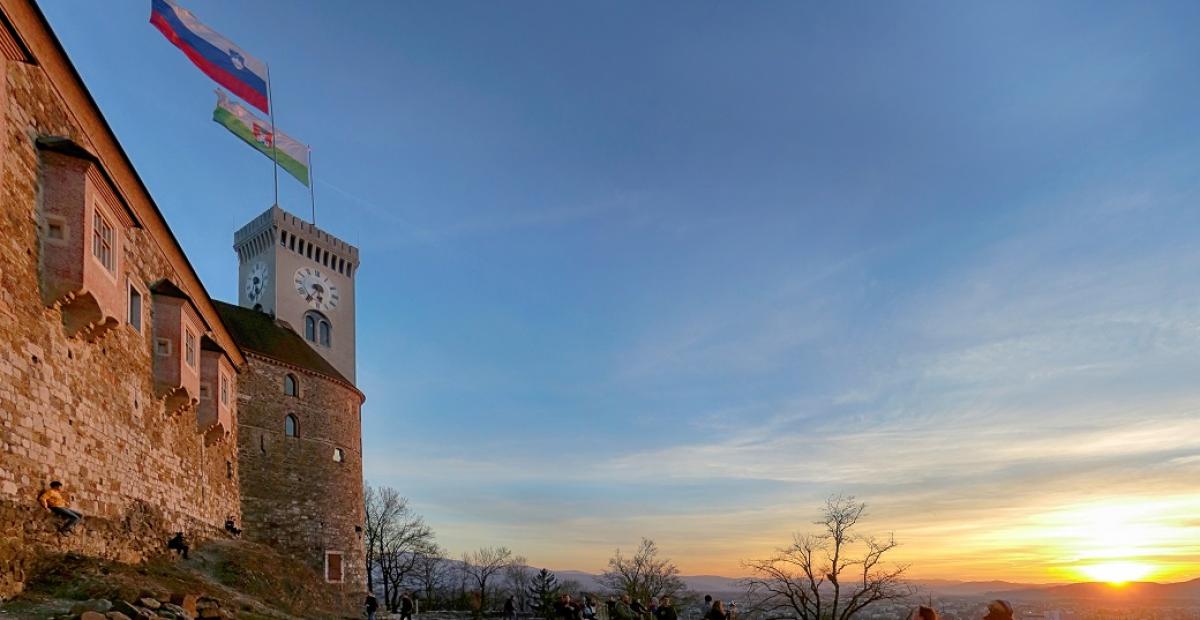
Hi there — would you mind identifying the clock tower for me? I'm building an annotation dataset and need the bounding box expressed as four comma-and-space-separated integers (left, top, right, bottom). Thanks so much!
234, 205, 359, 382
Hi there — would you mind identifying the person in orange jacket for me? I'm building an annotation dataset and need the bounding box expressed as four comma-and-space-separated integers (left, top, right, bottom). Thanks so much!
37, 480, 83, 534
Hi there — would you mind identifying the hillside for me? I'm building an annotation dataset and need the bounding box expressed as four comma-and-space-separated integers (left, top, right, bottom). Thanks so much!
0, 539, 356, 619
986, 578, 1200, 603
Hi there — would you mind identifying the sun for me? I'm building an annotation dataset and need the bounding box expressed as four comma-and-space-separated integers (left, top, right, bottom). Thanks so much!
1080, 561, 1153, 585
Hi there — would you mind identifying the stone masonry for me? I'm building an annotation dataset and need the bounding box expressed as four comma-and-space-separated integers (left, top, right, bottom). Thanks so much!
236, 352, 367, 592
0, 2, 241, 599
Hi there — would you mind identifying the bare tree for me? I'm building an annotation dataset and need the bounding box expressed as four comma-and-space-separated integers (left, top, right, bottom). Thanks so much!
742, 495, 912, 620
598, 538, 686, 603
504, 555, 533, 611
462, 546, 514, 612
364, 483, 438, 611
410, 545, 450, 606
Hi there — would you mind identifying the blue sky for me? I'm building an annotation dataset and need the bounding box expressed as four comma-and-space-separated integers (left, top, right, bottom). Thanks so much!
42, 1, 1200, 581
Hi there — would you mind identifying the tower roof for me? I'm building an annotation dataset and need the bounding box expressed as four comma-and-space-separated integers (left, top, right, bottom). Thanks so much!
213, 300, 356, 390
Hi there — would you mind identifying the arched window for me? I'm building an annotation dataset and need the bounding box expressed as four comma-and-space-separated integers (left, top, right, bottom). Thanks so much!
284, 414, 298, 437
305, 311, 332, 347
319, 320, 331, 346
283, 374, 299, 397
333, 448, 344, 463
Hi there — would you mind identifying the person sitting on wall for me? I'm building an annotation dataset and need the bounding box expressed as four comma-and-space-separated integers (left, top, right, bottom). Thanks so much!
167, 532, 190, 559
224, 515, 242, 537
37, 480, 83, 534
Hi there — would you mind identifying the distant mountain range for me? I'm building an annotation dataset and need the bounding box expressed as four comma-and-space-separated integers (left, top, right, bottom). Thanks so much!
545, 570, 1200, 602
983, 578, 1200, 603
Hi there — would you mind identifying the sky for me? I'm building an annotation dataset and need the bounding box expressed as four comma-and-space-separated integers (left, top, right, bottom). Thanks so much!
40, 1, 1200, 584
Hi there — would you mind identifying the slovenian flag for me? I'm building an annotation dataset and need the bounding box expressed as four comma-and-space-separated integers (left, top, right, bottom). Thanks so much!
150, 0, 270, 113
213, 90, 310, 186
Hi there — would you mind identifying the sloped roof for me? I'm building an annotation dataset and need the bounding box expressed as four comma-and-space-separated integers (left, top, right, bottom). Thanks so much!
213, 301, 351, 386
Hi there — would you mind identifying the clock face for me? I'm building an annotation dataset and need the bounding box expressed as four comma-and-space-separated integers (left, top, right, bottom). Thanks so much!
245, 262, 268, 304
294, 267, 339, 312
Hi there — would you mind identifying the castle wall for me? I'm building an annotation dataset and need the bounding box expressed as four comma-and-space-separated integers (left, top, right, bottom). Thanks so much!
236, 354, 366, 593
0, 17, 240, 599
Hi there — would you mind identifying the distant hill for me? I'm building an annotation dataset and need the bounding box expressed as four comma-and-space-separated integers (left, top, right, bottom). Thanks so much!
986, 578, 1200, 603
913, 580, 1056, 597
552, 571, 744, 595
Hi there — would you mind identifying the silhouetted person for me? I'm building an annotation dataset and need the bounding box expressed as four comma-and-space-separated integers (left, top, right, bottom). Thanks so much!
505, 595, 517, 620
582, 596, 597, 620
400, 592, 415, 620
983, 600, 1013, 620
612, 595, 635, 620
654, 596, 677, 620
702, 595, 713, 617
365, 594, 379, 620
705, 601, 728, 620
37, 480, 82, 534
167, 532, 189, 559
909, 606, 938, 620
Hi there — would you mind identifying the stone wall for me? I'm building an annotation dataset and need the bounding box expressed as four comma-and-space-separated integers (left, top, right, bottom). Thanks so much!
236, 355, 366, 594
0, 46, 240, 599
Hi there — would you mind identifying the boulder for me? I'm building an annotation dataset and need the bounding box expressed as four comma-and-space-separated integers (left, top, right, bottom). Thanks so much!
78, 612, 107, 620
169, 593, 198, 617
161, 602, 191, 619
105, 613, 132, 620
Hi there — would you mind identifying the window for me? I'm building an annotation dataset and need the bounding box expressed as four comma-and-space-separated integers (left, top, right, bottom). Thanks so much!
305, 315, 316, 341
319, 320, 331, 346
284, 414, 298, 437
199, 383, 212, 400
46, 218, 66, 241
220, 375, 230, 405
128, 284, 142, 331
333, 448, 344, 462
280, 231, 287, 247
325, 551, 344, 583
184, 329, 197, 367
155, 338, 171, 357
284, 374, 298, 397
289, 235, 296, 251
92, 209, 114, 272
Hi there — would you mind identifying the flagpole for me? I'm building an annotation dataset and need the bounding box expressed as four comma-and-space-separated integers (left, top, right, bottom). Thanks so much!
266, 64, 280, 207
308, 148, 317, 225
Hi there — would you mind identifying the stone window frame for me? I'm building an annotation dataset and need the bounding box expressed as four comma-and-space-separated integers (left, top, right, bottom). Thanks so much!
43, 215, 68, 246
284, 414, 299, 438
154, 337, 172, 357
220, 373, 230, 406
332, 447, 344, 463
126, 278, 146, 334
324, 550, 344, 583
91, 206, 116, 274
199, 382, 212, 401
184, 328, 197, 368
283, 373, 299, 398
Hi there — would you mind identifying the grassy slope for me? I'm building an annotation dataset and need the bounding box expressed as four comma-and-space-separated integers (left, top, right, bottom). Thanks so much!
0, 539, 353, 619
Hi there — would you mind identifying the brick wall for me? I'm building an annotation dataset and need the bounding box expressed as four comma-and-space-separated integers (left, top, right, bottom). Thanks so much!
0, 45, 240, 599
236, 355, 366, 594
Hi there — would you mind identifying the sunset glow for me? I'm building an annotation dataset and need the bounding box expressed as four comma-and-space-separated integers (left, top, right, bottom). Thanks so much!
1081, 562, 1154, 585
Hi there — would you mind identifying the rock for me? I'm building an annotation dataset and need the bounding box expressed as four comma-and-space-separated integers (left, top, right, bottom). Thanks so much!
197, 608, 221, 619
79, 612, 107, 620
109, 600, 154, 620
160, 603, 190, 619
71, 599, 114, 614
169, 593, 198, 616
105, 613, 132, 620
138, 597, 162, 610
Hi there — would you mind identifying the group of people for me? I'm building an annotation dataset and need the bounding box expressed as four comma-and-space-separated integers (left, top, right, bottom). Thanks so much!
910, 599, 1014, 620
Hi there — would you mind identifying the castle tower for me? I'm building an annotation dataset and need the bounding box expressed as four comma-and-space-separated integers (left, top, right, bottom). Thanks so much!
233, 205, 358, 382
222, 205, 367, 597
